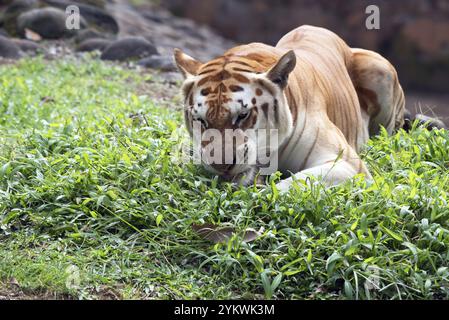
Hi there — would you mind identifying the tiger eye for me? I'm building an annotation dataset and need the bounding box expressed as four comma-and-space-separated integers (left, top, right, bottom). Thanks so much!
229, 85, 244, 92
200, 88, 210, 96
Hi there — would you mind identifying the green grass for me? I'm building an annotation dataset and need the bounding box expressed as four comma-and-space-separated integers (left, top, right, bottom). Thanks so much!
1, 56, 449, 299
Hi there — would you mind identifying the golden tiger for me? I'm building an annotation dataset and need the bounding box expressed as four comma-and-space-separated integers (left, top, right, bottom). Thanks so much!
173, 25, 407, 191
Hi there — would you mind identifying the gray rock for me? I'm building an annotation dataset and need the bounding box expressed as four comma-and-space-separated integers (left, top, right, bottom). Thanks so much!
0, 35, 21, 59
159, 71, 183, 84
74, 0, 106, 8
2, 0, 39, 36
74, 28, 110, 44
101, 37, 158, 61
17, 7, 79, 39
76, 38, 111, 52
11, 38, 43, 52
415, 114, 446, 130
108, 1, 235, 62
137, 55, 176, 71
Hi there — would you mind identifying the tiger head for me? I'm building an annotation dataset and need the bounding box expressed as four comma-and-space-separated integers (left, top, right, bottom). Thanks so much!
174, 48, 296, 185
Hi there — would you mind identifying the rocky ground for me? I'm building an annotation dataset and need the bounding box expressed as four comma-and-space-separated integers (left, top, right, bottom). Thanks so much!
0, 0, 238, 119
0, 0, 234, 70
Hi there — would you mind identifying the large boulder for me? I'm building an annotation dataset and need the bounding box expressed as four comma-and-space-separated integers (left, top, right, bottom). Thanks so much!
17, 7, 80, 39
101, 37, 158, 61
137, 55, 177, 71
0, 35, 21, 59
76, 38, 111, 52
73, 28, 111, 44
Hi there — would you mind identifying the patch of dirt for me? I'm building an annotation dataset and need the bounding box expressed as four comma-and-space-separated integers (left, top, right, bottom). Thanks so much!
131, 67, 184, 110
0, 280, 126, 300
0, 58, 18, 65
0, 281, 72, 300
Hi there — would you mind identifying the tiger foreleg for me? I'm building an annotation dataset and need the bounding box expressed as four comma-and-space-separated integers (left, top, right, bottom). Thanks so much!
275, 159, 371, 192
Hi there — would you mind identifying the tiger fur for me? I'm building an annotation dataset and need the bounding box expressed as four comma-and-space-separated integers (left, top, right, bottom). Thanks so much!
174, 25, 407, 191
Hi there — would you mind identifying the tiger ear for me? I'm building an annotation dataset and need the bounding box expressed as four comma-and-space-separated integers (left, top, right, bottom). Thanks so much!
266, 50, 296, 88
174, 48, 203, 78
